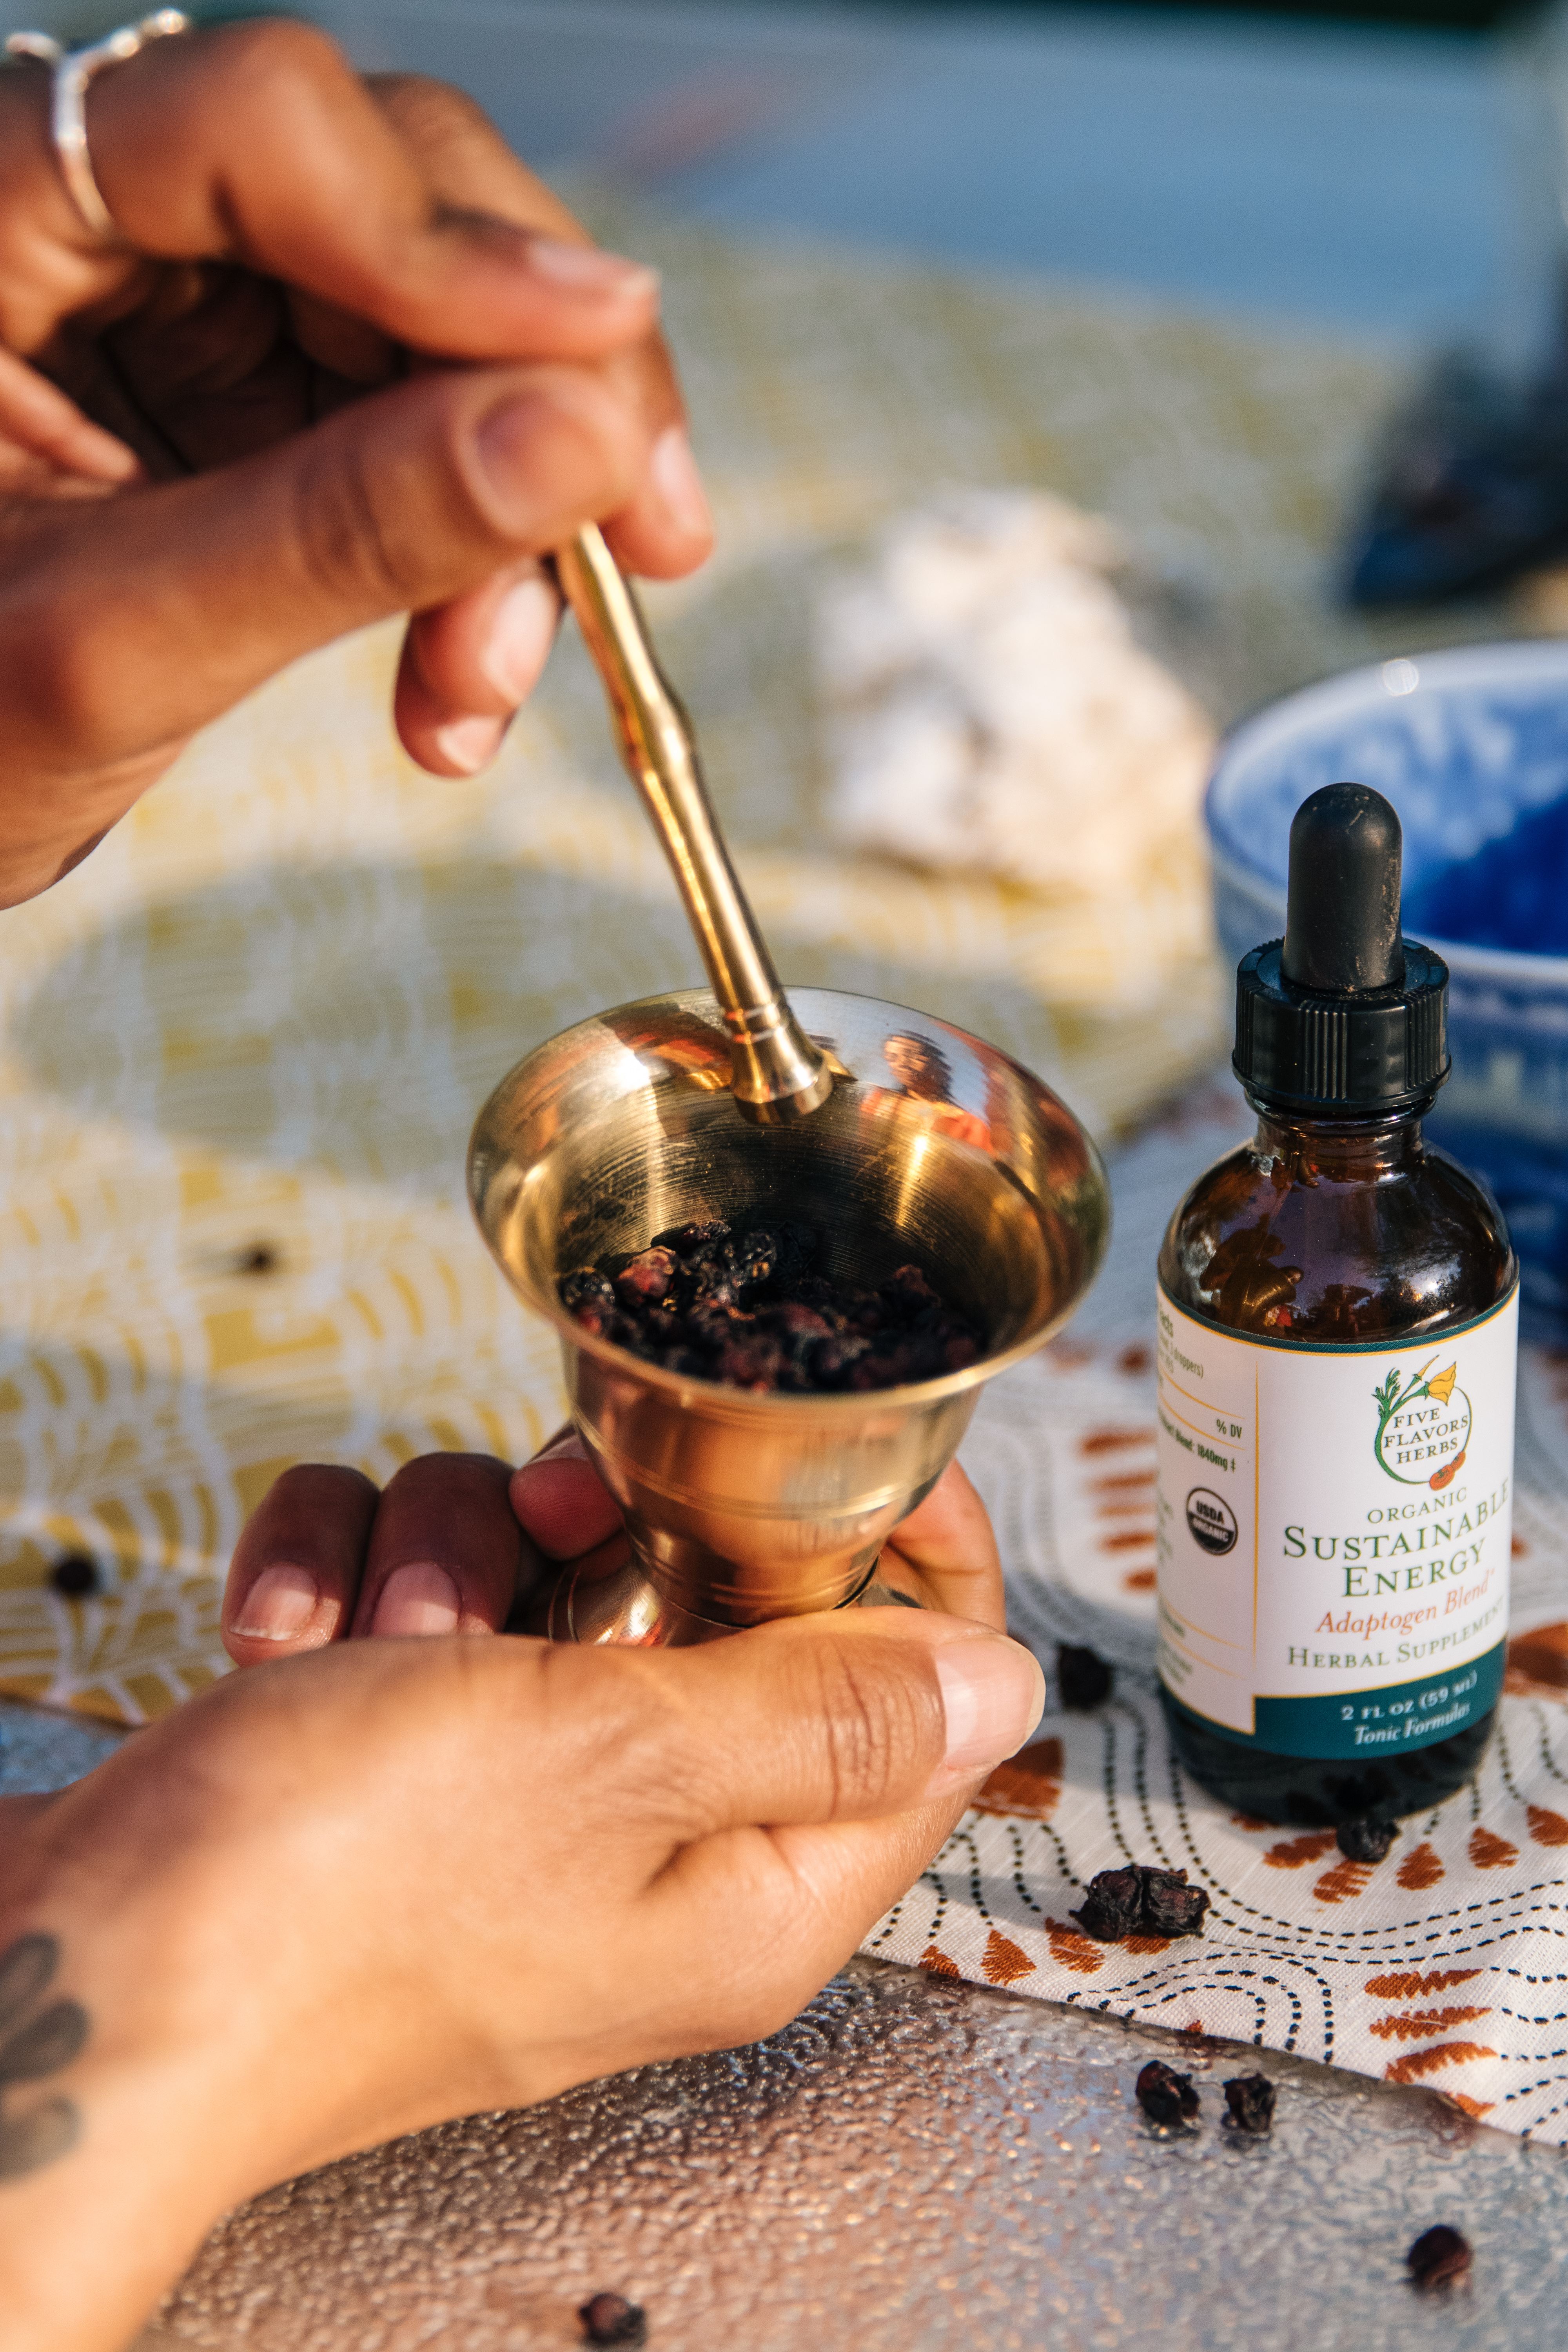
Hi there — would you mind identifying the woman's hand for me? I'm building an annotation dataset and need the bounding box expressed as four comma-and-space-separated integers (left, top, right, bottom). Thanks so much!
0, 18, 712, 907
0, 1477, 1039, 2352
219, 1439, 1009, 1651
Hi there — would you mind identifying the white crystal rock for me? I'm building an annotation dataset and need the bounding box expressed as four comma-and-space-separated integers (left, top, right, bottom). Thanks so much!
820, 490, 1215, 900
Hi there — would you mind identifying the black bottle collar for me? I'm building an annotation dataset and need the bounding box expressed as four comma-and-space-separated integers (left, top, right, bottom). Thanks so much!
1233, 935, 1449, 1115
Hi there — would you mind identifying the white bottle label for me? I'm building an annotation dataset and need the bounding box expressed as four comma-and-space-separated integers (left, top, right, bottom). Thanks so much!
1155, 1283, 1517, 1759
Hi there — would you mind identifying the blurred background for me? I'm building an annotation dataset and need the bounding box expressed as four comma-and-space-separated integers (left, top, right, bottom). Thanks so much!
322, 0, 1527, 352
3, 0, 1564, 1121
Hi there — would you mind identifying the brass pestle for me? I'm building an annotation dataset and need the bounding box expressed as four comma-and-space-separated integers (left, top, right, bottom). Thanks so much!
553, 527, 834, 1125
467, 528, 1111, 1645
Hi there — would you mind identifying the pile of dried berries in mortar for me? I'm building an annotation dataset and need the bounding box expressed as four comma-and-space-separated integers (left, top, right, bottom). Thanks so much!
559, 1219, 984, 1395
1071, 1864, 1210, 1942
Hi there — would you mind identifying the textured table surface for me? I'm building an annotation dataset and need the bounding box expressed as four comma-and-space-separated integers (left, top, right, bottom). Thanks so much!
6, 1701, 1566, 2352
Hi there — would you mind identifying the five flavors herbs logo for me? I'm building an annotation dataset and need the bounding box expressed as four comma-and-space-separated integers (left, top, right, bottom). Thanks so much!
1372, 1359, 1470, 1490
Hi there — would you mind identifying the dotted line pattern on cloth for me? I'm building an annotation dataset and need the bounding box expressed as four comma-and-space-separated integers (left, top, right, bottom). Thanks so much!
866, 1268, 1568, 2139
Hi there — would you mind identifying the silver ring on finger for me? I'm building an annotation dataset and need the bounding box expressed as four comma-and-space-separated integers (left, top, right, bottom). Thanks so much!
5, 10, 192, 239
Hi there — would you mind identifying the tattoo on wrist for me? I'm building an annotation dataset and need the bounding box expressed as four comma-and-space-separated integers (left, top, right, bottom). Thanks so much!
0, 1935, 87, 2181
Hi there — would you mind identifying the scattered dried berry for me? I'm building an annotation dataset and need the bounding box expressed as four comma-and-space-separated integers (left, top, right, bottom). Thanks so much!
579, 2292, 647, 2346
559, 1219, 983, 1396
1136, 2059, 1199, 2127
1406, 2226, 1472, 2288
1071, 1864, 1144, 1941
1337, 1814, 1397, 1863
1057, 1642, 1113, 1710
235, 1243, 279, 1275
1222, 2073, 1276, 2134
47, 1553, 99, 1600
1071, 1864, 1210, 1942
1140, 1868, 1211, 1938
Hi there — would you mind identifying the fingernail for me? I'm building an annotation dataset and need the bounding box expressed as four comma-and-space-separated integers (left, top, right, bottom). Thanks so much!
526, 237, 659, 301
432, 713, 506, 774
649, 424, 713, 542
479, 565, 561, 705
935, 1637, 1046, 1778
233, 1563, 319, 1641
372, 1561, 460, 1637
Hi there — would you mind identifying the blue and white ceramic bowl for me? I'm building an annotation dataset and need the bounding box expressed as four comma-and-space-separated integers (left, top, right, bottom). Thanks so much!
1206, 641, 1568, 1334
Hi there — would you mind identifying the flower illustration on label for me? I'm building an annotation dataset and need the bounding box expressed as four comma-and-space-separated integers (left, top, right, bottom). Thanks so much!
1372, 1357, 1471, 1488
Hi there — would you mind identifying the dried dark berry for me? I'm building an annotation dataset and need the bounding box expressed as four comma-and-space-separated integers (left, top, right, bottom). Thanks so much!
579, 2292, 647, 2345
718, 1333, 785, 1391
1071, 1863, 1209, 1942
809, 1332, 871, 1388
857, 1349, 909, 1388
682, 1227, 735, 1267
1337, 1815, 1397, 1864
1057, 1643, 1114, 1710
651, 1220, 729, 1256
879, 1264, 941, 1320
775, 1302, 832, 1345
615, 1248, 679, 1308
1135, 2059, 1199, 2127
730, 1226, 782, 1291
684, 1254, 742, 1312
1406, 2226, 1471, 2288
1140, 1868, 1210, 1938
47, 1553, 99, 1600
1071, 1865, 1144, 1942
904, 1329, 954, 1380
1222, 2073, 1276, 2134
560, 1268, 615, 1317
235, 1243, 279, 1275
573, 1305, 642, 1349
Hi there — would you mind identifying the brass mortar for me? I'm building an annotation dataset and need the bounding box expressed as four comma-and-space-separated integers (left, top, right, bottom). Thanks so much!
469, 984, 1109, 1644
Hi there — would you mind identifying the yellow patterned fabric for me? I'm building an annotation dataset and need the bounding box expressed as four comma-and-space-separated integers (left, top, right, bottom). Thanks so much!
0, 206, 1515, 1723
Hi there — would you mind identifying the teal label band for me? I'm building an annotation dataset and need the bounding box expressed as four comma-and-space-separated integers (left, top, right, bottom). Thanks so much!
1165, 1642, 1506, 1760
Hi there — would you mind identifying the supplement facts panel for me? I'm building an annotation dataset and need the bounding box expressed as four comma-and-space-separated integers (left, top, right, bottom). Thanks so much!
1155, 1308, 1257, 1716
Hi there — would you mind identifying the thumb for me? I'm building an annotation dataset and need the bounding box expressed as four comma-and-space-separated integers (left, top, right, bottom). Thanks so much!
0, 360, 642, 786
650, 1610, 1046, 1839
620, 1612, 1043, 2058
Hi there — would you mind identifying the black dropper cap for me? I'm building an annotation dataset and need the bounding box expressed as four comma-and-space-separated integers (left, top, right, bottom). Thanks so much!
1233, 782, 1449, 1113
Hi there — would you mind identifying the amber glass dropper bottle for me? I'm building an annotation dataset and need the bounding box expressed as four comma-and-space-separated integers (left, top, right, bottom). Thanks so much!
1156, 783, 1518, 1825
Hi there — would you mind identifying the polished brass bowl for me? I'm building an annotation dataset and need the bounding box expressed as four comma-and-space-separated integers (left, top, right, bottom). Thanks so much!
469, 985, 1109, 1643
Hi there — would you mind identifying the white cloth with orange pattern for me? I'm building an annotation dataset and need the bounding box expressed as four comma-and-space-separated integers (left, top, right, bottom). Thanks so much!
867, 1086, 1568, 2142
